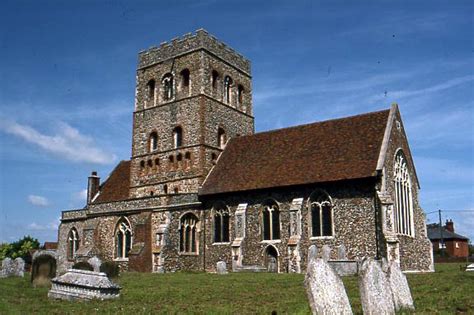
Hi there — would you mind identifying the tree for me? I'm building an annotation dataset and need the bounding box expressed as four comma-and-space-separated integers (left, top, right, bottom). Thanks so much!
0, 236, 40, 262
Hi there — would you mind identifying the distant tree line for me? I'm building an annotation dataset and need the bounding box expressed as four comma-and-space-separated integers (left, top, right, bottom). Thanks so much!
0, 235, 40, 263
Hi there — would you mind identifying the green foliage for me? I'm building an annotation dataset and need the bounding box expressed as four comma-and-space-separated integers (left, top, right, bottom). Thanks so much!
100, 261, 120, 278
0, 264, 472, 313
0, 236, 40, 262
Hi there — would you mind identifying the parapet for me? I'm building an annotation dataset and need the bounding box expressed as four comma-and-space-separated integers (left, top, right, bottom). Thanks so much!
138, 29, 251, 75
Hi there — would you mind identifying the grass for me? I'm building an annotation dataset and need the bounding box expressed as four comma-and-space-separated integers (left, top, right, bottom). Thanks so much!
0, 263, 473, 314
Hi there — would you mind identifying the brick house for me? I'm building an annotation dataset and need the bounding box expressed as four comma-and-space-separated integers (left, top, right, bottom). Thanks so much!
56, 29, 434, 274
427, 220, 470, 258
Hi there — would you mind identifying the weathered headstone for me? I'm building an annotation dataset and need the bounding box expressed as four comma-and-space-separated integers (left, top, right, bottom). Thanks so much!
308, 245, 318, 262
0, 258, 13, 278
466, 263, 474, 272
31, 251, 57, 286
321, 245, 331, 262
359, 258, 395, 315
305, 257, 353, 315
387, 261, 414, 311
337, 244, 347, 260
216, 261, 228, 274
13, 257, 25, 277
268, 257, 278, 273
88, 256, 102, 272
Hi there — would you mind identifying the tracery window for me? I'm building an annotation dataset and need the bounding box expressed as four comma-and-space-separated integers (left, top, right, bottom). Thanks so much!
217, 128, 226, 149
149, 132, 158, 152
173, 126, 183, 148
115, 218, 132, 259
67, 228, 79, 259
262, 202, 280, 240
394, 151, 414, 236
310, 191, 333, 237
179, 213, 199, 253
162, 73, 174, 101
224, 76, 232, 104
213, 208, 230, 243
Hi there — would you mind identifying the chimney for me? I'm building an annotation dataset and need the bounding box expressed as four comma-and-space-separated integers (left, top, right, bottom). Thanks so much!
445, 219, 454, 233
87, 171, 100, 204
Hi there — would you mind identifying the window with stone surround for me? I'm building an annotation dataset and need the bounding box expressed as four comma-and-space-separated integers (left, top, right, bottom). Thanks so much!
224, 76, 233, 104
146, 79, 156, 106
115, 218, 132, 259
217, 127, 226, 149
162, 73, 174, 101
180, 68, 190, 88
262, 202, 280, 240
212, 70, 219, 89
67, 228, 79, 260
173, 126, 183, 148
237, 84, 244, 107
393, 151, 414, 236
149, 132, 158, 152
213, 208, 230, 243
309, 190, 333, 237
179, 213, 199, 254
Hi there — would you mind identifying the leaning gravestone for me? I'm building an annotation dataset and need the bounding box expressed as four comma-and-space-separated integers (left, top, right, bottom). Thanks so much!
321, 245, 331, 262
387, 261, 414, 311
359, 258, 395, 315
304, 250, 352, 315
337, 244, 347, 260
13, 257, 25, 277
31, 251, 57, 286
216, 261, 228, 274
88, 256, 102, 273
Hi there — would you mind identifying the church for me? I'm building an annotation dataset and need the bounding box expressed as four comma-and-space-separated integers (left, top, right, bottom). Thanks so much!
57, 29, 434, 274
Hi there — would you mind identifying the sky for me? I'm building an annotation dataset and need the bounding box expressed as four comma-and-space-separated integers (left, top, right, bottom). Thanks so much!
0, 0, 473, 244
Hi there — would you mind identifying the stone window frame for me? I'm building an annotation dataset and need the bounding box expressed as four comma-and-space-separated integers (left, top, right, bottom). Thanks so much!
145, 79, 156, 108
161, 72, 175, 102
179, 68, 191, 94
308, 189, 335, 240
149, 131, 159, 152
178, 212, 200, 255
67, 227, 80, 261
223, 75, 233, 105
172, 126, 184, 149
393, 149, 415, 238
114, 217, 133, 261
212, 203, 231, 245
217, 127, 226, 149
260, 199, 281, 243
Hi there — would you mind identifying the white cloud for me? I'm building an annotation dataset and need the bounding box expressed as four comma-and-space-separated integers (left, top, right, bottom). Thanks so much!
27, 195, 50, 207
72, 189, 88, 202
27, 217, 60, 231
0, 120, 116, 164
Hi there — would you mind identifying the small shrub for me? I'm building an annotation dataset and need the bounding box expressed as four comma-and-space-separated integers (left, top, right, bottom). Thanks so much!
100, 261, 120, 278
72, 261, 93, 271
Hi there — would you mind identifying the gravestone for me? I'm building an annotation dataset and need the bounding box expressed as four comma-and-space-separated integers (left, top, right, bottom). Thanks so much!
0, 258, 13, 278
337, 244, 347, 260
216, 261, 228, 274
88, 256, 102, 272
359, 258, 395, 315
321, 245, 331, 262
308, 245, 318, 262
31, 251, 57, 286
305, 256, 353, 315
268, 257, 278, 273
387, 261, 414, 311
466, 263, 474, 272
13, 257, 25, 277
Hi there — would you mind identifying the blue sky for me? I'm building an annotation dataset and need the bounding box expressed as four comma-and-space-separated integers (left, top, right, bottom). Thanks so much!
0, 0, 473, 244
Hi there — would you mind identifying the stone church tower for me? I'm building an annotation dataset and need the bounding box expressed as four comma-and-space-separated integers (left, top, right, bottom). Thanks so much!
130, 29, 254, 198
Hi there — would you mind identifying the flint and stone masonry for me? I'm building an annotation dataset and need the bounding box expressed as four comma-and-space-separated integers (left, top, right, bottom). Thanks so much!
57, 29, 433, 274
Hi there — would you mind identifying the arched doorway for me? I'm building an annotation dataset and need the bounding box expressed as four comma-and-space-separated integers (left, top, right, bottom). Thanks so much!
265, 245, 278, 273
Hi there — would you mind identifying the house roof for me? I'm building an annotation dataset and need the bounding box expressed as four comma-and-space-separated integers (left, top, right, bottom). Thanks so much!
427, 224, 469, 241
92, 160, 131, 204
199, 108, 391, 196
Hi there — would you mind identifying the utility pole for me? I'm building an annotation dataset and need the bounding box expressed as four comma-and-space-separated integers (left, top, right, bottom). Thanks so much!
438, 209, 444, 255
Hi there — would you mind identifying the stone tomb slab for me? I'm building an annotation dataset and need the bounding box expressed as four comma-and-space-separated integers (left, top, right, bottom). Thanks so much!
48, 269, 121, 301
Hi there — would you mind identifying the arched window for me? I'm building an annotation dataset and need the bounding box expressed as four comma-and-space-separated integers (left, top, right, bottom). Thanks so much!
173, 126, 183, 148
309, 191, 333, 237
147, 79, 156, 106
262, 202, 280, 240
394, 151, 414, 236
162, 73, 174, 101
149, 132, 158, 152
213, 207, 230, 243
237, 84, 244, 106
180, 68, 190, 88
212, 70, 219, 89
217, 128, 226, 149
224, 76, 233, 104
179, 213, 199, 253
67, 228, 79, 259
115, 218, 132, 259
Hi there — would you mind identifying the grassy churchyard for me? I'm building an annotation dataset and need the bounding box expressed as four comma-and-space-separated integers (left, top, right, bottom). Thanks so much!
0, 263, 473, 314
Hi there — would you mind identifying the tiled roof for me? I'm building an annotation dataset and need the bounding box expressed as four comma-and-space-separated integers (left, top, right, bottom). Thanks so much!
93, 160, 131, 204
199, 109, 390, 196
427, 224, 469, 241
